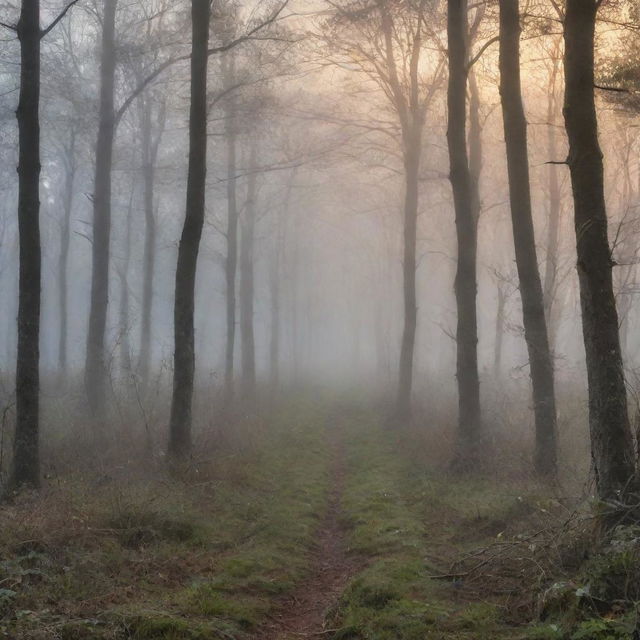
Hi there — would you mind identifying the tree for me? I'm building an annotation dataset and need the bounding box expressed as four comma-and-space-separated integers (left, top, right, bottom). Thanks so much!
168, 0, 210, 459
85, 0, 118, 416
498, 0, 557, 477
7, 0, 80, 490
321, 0, 444, 422
58, 128, 75, 376
138, 92, 166, 384
542, 38, 564, 350
12, 0, 42, 489
222, 50, 239, 402
447, 0, 481, 464
240, 142, 258, 401
563, 0, 636, 505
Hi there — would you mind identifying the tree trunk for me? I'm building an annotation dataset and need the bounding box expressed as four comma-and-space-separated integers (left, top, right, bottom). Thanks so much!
447, 0, 482, 464
240, 146, 257, 401
168, 0, 210, 459
269, 243, 280, 392
290, 203, 301, 381
494, 282, 506, 378
499, 0, 558, 478
118, 183, 134, 373
563, 0, 636, 502
223, 53, 238, 402
12, 0, 42, 490
58, 129, 75, 376
543, 47, 562, 350
468, 68, 482, 222
270, 207, 284, 393
85, 0, 117, 416
138, 97, 165, 384
395, 135, 419, 422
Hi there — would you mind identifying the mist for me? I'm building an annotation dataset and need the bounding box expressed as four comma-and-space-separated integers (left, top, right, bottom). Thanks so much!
1, 0, 640, 638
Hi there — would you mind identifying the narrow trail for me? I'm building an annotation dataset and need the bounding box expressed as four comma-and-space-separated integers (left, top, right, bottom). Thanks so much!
257, 424, 358, 639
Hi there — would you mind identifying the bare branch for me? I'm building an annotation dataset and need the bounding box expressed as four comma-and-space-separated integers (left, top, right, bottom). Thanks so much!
113, 0, 290, 128
466, 35, 499, 72
41, 0, 81, 38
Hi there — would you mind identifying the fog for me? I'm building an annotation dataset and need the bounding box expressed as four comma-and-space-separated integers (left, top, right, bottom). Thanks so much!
1, 1, 640, 635
1, 2, 605, 382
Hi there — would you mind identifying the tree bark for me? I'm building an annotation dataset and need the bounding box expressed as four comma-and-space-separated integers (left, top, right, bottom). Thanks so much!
499, 0, 558, 478
85, 0, 118, 416
563, 0, 636, 502
58, 129, 75, 375
12, 0, 42, 489
240, 145, 257, 401
447, 0, 482, 464
168, 0, 210, 459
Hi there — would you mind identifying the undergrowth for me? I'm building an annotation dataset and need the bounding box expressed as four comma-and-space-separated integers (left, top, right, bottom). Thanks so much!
328, 406, 596, 640
1, 395, 636, 639
0, 397, 332, 639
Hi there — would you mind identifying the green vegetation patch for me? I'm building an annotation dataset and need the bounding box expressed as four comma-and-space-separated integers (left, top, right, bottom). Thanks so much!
0, 397, 333, 638
330, 409, 528, 640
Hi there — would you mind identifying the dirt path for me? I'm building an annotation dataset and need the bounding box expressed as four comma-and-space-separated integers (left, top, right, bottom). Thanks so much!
257, 426, 357, 639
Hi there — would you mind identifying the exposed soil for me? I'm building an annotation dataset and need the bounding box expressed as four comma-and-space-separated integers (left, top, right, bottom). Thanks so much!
257, 427, 358, 639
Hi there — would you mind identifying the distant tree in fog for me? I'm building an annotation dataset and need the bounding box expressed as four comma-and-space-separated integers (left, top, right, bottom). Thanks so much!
85, 0, 118, 418
320, 0, 445, 423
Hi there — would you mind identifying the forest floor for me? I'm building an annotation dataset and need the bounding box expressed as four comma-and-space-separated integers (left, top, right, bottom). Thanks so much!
0, 395, 630, 639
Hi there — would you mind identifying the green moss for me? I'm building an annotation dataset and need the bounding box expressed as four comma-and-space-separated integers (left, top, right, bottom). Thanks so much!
183, 583, 268, 627
453, 603, 501, 631
570, 617, 634, 640
126, 614, 230, 639
328, 408, 529, 640
2, 397, 333, 639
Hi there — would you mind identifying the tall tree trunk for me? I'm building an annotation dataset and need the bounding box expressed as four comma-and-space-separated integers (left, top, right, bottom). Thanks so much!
447, 0, 481, 464
85, 0, 117, 416
269, 243, 280, 391
138, 97, 165, 384
223, 53, 238, 402
543, 47, 562, 349
240, 146, 257, 401
270, 207, 283, 392
12, 0, 42, 489
58, 129, 75, 375
168, 0, 210, 459
118, 183, 134, 373
468, 69, 482, 222
494, 282, 506, 378
499, 0, 558, 478
290, 203, 301, 381
563, 0, 636, 502
395, 135, 419, 422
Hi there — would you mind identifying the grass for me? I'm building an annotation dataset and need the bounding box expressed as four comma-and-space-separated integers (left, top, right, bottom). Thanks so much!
0, 396, 333, 639
328, 406, 555, 640
0, 394, 625, 639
